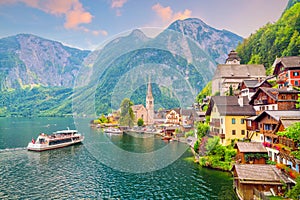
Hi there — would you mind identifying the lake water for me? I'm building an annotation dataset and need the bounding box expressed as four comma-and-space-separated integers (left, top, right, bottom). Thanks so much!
0, 117, 237, 199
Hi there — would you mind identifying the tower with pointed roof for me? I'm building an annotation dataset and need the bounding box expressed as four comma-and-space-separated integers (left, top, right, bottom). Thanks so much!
225, 50, 241, 64
146, 77, 154, 125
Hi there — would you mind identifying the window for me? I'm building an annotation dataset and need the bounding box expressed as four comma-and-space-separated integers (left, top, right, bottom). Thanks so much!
241, 119, 245, 124
232, 118, 236, 124
293, 72, 299, 76
282, 95, 286, 100
232, 130, 236, 135
295, 81, 299, 86
241, 130, 245, 135
264, 124, 272, 131
221, 118, 223, 124
292, 95, 296, 100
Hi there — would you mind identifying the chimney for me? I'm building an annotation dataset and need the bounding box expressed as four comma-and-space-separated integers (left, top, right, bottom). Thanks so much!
238, 95, 244, 107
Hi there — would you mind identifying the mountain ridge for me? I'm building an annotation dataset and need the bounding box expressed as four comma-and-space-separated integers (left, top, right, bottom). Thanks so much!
0, 17, 243, 116
167, 18, 243, 64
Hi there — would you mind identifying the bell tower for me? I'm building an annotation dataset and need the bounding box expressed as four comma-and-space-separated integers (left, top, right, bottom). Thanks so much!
146, 77, 154, 125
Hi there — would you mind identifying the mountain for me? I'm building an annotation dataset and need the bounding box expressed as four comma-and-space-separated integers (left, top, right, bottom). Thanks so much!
236, 2, 300, 74
167, 18, 243, 64
0, 34, 90, 90
0, 18, 243, 117
74, 19, 243, 116
0, 34, 90, 117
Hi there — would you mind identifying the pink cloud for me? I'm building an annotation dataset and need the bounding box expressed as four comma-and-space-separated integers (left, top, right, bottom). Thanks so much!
152, 3, 172, 22
110, 0, 128, 16
152, 3, 192, 24
1, 0, 93, 29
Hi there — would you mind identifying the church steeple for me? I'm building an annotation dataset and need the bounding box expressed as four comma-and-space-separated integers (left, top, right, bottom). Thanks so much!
147, 77, 153, 99
225, 50, 241, 64
146, 76, 154, 125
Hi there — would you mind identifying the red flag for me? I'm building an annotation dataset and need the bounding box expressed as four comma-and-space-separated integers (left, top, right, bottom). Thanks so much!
31, 138, 35, 144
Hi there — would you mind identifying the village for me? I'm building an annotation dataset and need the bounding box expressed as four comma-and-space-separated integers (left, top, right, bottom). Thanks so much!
91, 51, 300, 200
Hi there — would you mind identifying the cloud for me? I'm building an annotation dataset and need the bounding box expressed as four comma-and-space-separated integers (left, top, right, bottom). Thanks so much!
152, 3, 192, 24
111, 0, 127, 8
80, 27, 108, 36
110, 0, 127, 16
1, 0, 93, 29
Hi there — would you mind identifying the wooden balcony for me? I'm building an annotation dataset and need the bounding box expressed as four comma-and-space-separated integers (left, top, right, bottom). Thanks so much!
220, 134, 225, 139
254, 99, 268, 105
278, 136, 298, 151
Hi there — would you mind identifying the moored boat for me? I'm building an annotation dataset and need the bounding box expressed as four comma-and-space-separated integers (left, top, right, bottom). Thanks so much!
162, 135, 172, 141
27, 129, 84, 151
103, 127, 123, 134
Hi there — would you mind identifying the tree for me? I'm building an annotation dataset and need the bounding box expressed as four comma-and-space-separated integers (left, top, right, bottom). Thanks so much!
119, 98, 135, 127
137, 118, 144, 127
277, 122, 300, 143
287, 176, 300, 199
99, 114, 108, 123
196, 122, 209, 139
196, 81, 212, 103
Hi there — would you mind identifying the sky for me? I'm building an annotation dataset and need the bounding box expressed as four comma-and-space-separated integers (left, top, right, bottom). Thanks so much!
0, 0, 289, 50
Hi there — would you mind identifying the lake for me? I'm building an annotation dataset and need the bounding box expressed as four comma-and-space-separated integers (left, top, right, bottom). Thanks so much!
0, 117, 237, 199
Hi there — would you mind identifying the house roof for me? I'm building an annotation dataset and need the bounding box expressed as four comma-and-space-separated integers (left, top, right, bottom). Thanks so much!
236, 142, 267, 153
217, 105, 256, 116
181, 109, 195, 116
273, 56, 300, 75
280, 117, 300, 129
254, 110, 300, 122
234, 164, 292, 184
167, 108, 181, 115
249, 87, 300, 104
240, 79, 273, 89
243, 79, 260, 88
213, 64, 265, 79
206, 96, 255, 116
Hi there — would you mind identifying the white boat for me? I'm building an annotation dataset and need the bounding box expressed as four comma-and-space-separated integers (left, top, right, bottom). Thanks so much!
27, 129, 84, 151
103, 127, 123, 134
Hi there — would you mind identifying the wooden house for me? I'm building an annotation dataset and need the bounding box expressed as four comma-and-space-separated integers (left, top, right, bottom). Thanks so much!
233, 164, 294, 200
250, 110, 300, 173
249, 87, 299, 115
165, 109, 181, 125
238, 79, 272, 100
235, 142, 268, 164
273, 56, 300, 88
181, 109, 198, 132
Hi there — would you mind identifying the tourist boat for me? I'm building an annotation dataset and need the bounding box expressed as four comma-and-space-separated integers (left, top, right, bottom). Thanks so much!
27, 129, 84, 151
103, 127, 123, 134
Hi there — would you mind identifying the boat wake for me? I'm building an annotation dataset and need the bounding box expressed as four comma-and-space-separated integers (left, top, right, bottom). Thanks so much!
0, 147, 26, 153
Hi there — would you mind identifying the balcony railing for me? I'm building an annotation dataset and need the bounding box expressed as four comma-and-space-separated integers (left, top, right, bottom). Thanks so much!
254, 99, 268, 105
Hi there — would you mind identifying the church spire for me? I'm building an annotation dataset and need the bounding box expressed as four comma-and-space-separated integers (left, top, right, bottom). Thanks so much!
146, 76, 154, 125
147, 76, 153, 98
